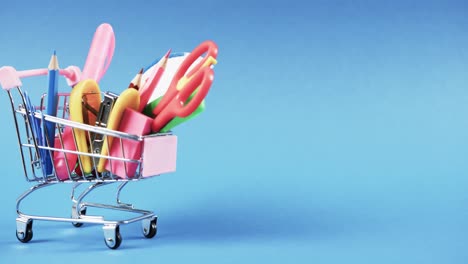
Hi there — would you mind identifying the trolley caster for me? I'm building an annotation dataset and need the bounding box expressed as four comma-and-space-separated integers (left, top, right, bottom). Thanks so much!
71, 206, 87, 227
142, 217, 157, 239
16, 218, 33, 243
103, 224, 122, 250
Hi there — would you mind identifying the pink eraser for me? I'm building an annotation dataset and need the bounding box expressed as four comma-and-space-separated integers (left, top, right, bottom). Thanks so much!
105, 108, 152, 178
142, 135, 177, 177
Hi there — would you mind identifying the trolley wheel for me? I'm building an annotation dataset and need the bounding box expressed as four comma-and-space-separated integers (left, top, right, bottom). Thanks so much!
16, 220, 33, 243
104, 225, 122, 250
71, 208, 87, 227
142, 218, 158, 239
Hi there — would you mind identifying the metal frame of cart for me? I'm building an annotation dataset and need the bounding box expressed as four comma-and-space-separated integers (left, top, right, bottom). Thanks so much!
5, 86, 176, 249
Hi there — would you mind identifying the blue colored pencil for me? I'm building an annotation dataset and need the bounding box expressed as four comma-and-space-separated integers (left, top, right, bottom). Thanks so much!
44, 51, 59, 175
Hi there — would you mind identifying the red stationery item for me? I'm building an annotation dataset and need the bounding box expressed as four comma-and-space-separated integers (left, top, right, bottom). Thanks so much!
105, 108, 152, 178
151, 41, 217, 132
138, 49, 171, 112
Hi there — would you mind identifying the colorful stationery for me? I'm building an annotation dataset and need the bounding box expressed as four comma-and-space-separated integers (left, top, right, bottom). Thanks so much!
105, 108, 152, 178
128, 68, 144, 90
141, 52, 190, 104
138, 49, 171, 112
150, 41, 218, 132
81, 23, 115, 83
97, 88, 140, 172
143, 93, 205, 133
24, 91, 46, 176
69, 79, 102, 174
44, 51, 59, 175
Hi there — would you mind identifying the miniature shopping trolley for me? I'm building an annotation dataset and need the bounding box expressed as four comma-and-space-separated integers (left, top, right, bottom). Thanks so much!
0, 79, 178, 249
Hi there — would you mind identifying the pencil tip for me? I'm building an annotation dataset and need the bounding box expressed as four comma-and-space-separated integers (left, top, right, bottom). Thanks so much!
160, 49, 171, 67
139, 68, 144, 74
164, 49, 172, 58
49, 50, 59, 69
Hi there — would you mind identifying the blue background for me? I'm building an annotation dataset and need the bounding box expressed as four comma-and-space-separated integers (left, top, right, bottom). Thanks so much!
1, 0, 468, 263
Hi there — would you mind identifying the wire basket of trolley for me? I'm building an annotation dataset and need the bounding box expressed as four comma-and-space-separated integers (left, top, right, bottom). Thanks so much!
0, 76, 180, 249
0, 23, 218, 249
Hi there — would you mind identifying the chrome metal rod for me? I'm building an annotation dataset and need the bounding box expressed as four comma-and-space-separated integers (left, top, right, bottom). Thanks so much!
116, 182, 132, 207
70, 182, 83, 203
18, 210, 153, 226
73, 182, 112, 217
16, 87, 44, 181
8, 89, 29, 181
16, 182, 154, 227
16, 182, 57, 215
17, 213, 119, 225
21, 143, 140, 163
81, 202, 153, 215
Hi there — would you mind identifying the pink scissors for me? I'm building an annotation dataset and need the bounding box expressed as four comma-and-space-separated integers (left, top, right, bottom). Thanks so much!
151, 40, 218, 132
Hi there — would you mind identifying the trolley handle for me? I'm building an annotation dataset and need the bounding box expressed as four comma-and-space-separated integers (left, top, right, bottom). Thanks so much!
0, 65, 82, 91
0, 66, 22, 90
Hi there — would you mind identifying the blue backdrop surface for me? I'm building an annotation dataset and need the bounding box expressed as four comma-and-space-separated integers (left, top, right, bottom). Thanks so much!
1, 0, 468, 263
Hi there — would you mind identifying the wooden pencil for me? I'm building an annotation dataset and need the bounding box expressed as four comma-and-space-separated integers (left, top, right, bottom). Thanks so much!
138, 49, 171, 112
128, 68, 144, 90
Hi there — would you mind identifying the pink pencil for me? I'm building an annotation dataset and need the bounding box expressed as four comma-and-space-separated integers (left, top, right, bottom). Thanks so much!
138, 49, 171, 112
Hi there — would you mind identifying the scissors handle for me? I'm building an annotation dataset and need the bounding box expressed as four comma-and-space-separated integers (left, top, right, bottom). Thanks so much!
178, 67, 214, 117
153, 40, 218, 116
151, 67, 214, 132
185, 40, 218, 78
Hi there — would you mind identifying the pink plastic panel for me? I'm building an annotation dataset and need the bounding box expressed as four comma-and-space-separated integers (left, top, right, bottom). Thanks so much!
105, 108, 152, 178
142, 135, 177, 177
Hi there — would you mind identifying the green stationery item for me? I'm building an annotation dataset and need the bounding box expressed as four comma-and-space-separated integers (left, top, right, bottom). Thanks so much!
143, 94, 205, 133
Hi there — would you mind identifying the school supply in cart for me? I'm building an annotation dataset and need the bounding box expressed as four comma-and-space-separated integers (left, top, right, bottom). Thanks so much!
0, 22, 218, 250
90, 91, 119, 166
138, 49, 171, 112
44, 52, 59, 175
149, 40, 218, 132
69, 79, 102, 174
